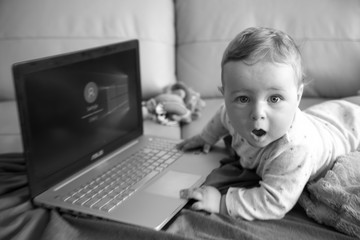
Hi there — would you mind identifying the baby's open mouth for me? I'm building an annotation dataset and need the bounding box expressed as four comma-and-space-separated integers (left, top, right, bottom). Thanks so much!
252, 129, 266, 137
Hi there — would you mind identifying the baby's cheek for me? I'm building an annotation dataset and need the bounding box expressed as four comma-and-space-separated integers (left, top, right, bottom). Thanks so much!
271, 117, 291, 134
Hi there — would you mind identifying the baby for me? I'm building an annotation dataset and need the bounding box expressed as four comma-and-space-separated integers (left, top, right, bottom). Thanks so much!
178, 27, 360, 220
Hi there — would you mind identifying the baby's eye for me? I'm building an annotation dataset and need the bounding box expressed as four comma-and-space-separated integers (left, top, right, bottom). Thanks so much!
235, 96, 249, 103
269, 96, 282, 103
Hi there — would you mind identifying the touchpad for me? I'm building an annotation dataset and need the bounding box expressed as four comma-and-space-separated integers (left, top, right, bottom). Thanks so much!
145, 171, 202, 199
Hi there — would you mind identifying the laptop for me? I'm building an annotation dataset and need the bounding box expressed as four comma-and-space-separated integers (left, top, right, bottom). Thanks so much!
13, 40, 227, 230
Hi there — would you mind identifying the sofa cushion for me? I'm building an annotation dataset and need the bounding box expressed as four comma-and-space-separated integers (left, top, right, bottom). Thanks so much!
175, 0, 360, 99
0, 101, 22, 153
0, 0, 175, 101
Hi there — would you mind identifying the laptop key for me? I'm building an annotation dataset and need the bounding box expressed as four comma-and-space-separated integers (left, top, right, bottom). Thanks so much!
101, 202, 117, 212
92, 195, 112, 210
83, 196, 102, 208
131, 171, 158, 190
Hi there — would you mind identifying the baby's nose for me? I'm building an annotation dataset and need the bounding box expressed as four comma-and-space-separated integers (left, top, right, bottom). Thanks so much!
251, 114, 265, 121
251, 103, 266, 120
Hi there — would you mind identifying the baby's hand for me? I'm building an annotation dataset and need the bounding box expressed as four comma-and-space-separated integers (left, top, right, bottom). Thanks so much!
177, 135, 212, 153
180, 186, 221, 213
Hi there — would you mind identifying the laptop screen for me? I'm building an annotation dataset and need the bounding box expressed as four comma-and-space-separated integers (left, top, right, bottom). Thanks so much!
13, 40, 143, 196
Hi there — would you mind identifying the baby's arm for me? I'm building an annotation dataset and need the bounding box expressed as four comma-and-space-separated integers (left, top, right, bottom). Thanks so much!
226, 144, 313, 220
177, 104, 229, 153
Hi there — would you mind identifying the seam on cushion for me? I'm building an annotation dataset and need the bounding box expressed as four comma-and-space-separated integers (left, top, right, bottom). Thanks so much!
177, 38, 360, 46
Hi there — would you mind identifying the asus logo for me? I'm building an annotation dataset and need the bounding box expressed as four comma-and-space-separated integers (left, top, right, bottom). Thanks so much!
91, 149, 104, 161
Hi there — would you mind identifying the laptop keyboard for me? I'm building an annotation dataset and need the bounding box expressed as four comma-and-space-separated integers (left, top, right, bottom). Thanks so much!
62, 138, 183, 212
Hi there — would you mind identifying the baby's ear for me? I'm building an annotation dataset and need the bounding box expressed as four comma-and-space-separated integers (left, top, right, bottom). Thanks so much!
297, 84, 304, 102
218, 86, 224, 95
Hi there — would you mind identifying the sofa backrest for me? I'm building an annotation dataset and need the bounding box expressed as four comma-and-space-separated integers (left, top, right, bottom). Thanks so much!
0, 0, 175, 101
176, 0, 360, 99
2, 0, 359, 102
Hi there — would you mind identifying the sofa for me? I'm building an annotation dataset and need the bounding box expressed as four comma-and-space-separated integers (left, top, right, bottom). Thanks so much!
2, 0, 360, 154
1, 0, 359, 239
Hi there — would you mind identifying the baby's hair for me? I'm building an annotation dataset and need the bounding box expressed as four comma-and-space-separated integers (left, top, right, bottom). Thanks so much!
221, 27, 304, 87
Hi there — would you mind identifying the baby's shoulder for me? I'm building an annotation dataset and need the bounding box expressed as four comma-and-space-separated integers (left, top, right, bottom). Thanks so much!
261, 133, 313, 173
284, 110, 319, 147
304, 99, 360, 120
270, 131, 311, 155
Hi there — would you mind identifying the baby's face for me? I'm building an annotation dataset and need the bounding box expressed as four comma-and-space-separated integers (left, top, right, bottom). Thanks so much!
222, 60, 303, 148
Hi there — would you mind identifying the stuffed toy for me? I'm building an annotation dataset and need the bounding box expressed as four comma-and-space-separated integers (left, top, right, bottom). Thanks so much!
142, 82, 206, 126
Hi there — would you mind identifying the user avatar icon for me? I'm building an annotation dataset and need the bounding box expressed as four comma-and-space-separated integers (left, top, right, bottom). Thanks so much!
84, 82, 98, 103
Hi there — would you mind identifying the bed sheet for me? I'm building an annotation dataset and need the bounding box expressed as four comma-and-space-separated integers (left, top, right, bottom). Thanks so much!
0, 153, 356, 240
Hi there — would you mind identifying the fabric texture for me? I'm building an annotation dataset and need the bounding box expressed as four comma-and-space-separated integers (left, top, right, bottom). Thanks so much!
0, 153, 48, 240
299, 151, 360, 238
0, 153, 356, 240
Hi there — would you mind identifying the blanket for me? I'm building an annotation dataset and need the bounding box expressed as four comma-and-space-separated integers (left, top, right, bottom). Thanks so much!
0, 153, 357, 240
299, 151, 360, 239
166, 158, 358, 240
